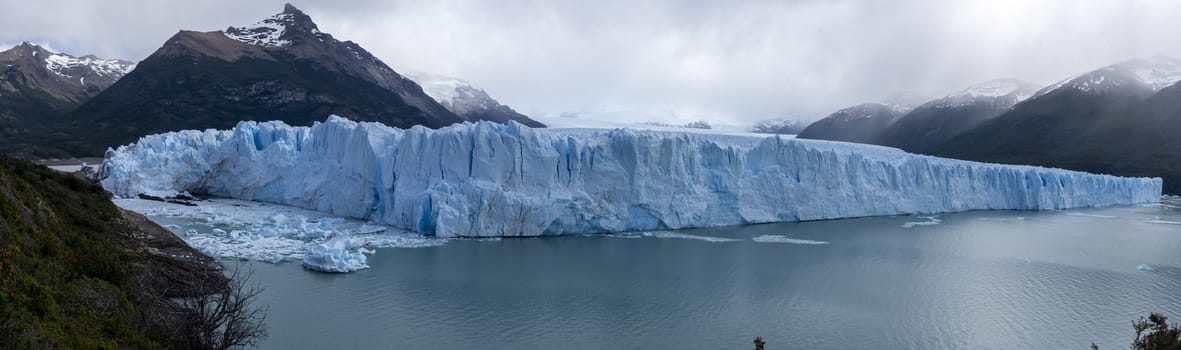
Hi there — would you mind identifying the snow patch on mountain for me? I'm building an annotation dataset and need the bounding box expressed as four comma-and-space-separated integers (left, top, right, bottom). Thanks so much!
924, 79, 1042, 109
44, 53, 135, 79
408, 72, 465, 105
224, 12, 294, 47
830, 103, 910, 121
1123, 56, 1181, 91
1034, 56, 1181, 98
959, 79, 1039, 100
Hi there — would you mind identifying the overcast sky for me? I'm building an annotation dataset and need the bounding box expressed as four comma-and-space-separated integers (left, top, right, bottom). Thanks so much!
3, 0, 1180, 125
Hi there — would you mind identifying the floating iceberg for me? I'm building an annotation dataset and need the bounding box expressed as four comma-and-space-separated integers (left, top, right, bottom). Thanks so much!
751, 235, 829, 245
612, 231, 739, 242
302, 236, 370, 273
101, 116, 1162, 238
901, 216, 942, 228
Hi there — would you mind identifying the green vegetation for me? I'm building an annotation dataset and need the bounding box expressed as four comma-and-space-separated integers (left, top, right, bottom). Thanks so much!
1131, 313, 1181, 350
1090, 313, 1181, 350
0, 156, 262, 348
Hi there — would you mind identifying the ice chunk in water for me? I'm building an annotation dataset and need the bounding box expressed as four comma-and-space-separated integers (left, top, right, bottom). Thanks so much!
901, 216, 942, 228
302, 236, 370, 273
751, 235, 829, 245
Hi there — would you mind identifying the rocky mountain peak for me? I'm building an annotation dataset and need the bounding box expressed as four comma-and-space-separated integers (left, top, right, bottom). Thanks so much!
4, 42, 51, 60
16, 41, 43, 50
224, 3, 323, 47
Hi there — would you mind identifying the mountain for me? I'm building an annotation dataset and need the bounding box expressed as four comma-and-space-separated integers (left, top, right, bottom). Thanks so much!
0, 42, 133, 108
751, 118, 805, 134
935, 56, 1181, 193
0, 43, 133, 156
50, 4, 465, 157
408, 72, 544, 127
796, 103, 910, 143
876, 79, 1041, 153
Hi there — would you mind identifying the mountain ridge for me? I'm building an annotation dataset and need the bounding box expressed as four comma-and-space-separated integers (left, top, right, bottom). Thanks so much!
0, 43, 134, 157
934, 56, 1181, 193
48, 4, 470, 156
796, 102, 910, 144
875, 78, 1042, 153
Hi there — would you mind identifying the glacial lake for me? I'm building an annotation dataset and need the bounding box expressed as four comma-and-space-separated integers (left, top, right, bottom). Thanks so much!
139, 199, 1181, 349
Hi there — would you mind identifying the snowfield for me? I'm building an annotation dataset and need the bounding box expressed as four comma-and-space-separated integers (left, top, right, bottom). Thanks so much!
101, 116, 1161, 238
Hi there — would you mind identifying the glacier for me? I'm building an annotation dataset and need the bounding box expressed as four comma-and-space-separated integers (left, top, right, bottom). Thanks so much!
100, 115, 1162, 238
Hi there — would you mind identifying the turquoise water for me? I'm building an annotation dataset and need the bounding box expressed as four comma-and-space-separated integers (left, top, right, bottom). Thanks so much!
198, 201, 1181, 349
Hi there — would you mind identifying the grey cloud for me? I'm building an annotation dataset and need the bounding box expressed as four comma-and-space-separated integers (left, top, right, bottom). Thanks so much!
3, 0, 1179, 125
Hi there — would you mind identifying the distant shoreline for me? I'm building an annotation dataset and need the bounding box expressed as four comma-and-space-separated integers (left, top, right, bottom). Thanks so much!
34, 157, 104, 166
35, 157, 104, 173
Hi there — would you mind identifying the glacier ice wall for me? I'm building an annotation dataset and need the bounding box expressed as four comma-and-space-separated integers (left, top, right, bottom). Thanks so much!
101, 116, 1162, 237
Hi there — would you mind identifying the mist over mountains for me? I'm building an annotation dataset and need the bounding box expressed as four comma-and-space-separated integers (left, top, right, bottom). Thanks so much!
798, 57, 1181, 193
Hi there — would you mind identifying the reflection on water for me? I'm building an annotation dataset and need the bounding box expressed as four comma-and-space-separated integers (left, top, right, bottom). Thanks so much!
170, 201, 1181, 349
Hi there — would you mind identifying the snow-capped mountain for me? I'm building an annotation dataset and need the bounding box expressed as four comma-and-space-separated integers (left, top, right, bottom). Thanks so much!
407, 72, 545, 127
0, 42, 133, 105
939, 78, 1041, 106
53, 3, 471, 156
876, 79, 1042, 153
0, 42, 134, 157
223, 9, 302, 47
796, 103, 910, 144
934, 56, 1181, 194
1033, 56, 1181, 98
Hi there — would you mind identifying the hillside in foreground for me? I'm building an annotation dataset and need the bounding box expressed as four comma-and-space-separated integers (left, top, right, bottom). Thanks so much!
0, 157, 231, 348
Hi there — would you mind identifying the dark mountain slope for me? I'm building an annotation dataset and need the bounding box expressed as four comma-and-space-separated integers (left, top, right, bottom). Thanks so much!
877, 79, 1041, 153
54, 4, 463, 156
0, 43, 133, 157
934, 57, 1181, 193
796, 103, 910, 144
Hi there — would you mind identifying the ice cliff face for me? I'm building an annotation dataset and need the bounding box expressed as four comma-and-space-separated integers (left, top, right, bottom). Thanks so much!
101, 116, 1162, 237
